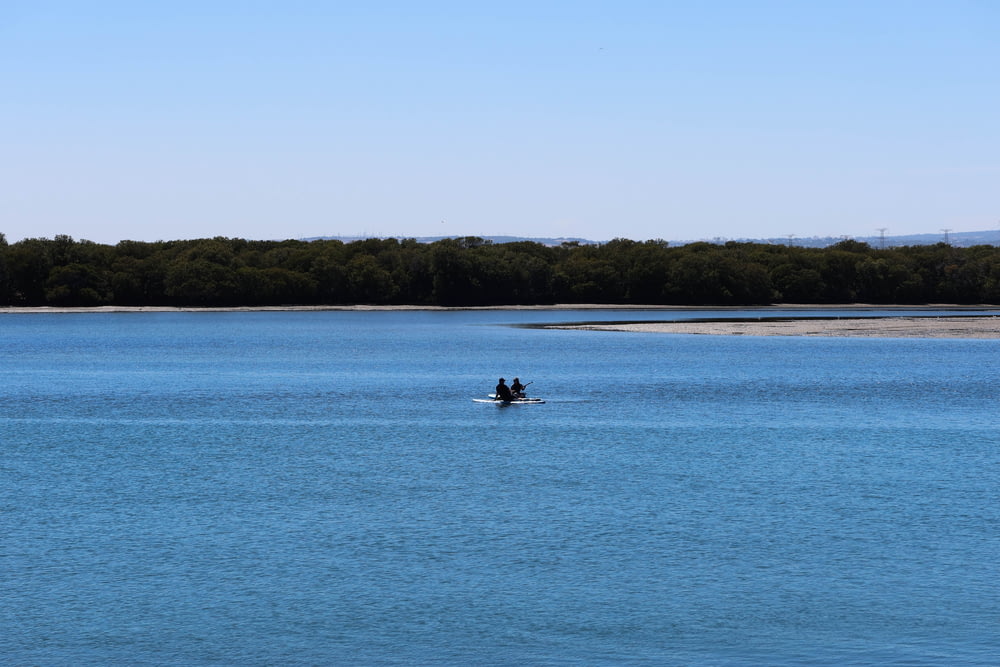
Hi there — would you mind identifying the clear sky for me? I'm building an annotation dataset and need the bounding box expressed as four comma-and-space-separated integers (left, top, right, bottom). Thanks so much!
2, 1, 998, 245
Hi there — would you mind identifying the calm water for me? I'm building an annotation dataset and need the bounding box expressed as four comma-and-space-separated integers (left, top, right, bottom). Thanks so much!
2, 309, 998, 665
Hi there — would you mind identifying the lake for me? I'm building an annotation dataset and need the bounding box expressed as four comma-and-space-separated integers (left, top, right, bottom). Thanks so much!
2, 309, 998, 665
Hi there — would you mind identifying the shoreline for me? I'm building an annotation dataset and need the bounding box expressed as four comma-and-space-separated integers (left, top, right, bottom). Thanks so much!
548, 316, 1000, 338
3, 304, 1000, 338
2, 303, 999, 314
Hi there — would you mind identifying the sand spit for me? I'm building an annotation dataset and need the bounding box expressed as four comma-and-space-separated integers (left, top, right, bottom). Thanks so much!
550, 316, 1000, 338
1, 303, 996, 315
0, 304, 737, 314
3, 304, 1000, 338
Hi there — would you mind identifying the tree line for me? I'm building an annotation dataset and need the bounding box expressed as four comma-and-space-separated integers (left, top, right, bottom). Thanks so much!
1, 233, 1000, 307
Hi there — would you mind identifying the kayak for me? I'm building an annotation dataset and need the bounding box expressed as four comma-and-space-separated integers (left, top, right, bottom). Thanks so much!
474, 397, 546, 404
488, 394, 545, 402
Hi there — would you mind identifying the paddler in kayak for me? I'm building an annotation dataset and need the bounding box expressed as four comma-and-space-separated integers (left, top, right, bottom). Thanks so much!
510, 377, 526, 398
495, 378, 514, 402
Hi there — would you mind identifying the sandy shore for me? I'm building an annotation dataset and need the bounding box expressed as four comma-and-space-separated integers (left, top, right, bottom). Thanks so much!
550, 316, 1000, 338
0, 304, 741, 314
1, 303, 996, 314
3, 304, 1000, 338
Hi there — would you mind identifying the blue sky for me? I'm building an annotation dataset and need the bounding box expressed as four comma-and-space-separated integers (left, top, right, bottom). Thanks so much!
2, 1, 998, 244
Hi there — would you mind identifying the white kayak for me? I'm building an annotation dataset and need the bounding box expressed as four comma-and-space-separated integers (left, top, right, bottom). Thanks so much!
474, 396, 546, 404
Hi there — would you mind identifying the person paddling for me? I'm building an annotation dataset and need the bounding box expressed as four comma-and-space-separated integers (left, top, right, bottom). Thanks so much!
495, 378, 514, 402
510, 377, 526, 398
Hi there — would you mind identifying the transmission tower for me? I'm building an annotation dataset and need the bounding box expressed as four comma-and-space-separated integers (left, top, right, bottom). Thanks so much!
876, 227, 887, 250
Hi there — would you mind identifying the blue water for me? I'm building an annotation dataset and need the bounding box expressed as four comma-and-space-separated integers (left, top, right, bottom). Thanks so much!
2, 309, 998, 665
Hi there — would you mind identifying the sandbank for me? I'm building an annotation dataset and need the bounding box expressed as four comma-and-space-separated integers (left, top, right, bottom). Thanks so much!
3, 304, 1000, 338
549, 316, 1000, 338
0, 304, 663, 314
0, 303, 996, 314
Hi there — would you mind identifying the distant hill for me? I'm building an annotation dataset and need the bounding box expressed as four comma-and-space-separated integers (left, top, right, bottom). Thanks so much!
301, 235, 594, 247
304, 230, 1000, 249
709, 230, 1000, 249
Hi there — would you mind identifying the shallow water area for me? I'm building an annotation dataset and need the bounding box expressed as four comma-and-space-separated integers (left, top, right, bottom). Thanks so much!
2, 309, 998, 665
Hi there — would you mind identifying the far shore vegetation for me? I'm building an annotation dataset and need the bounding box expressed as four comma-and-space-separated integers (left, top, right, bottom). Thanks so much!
2, 233, 1000, 308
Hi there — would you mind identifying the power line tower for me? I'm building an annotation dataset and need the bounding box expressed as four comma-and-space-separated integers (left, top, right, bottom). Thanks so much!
941, 228, 952, 245
876, 227, 888, 250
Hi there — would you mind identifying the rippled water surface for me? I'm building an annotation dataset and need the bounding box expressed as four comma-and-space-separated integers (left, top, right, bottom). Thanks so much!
2, 310, 998, 665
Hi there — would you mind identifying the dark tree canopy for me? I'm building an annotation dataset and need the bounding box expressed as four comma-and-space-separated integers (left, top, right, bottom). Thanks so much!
1, 234, 998, 307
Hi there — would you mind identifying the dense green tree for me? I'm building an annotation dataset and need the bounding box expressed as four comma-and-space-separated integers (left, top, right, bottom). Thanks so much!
4, 232, 1000, 307
818, 250, 861, 302
310, 244, 350, 303
346, 255, 397, 303
45, 263, 113, 306
430, 240, 480, 305
164, 259, 238, 305
5, 238, 54, 304
508, 252, 554, 303
0, 232, 10, 304
771, 264, 825, 302
668, 248, 734, 304
384, 240, 434, 305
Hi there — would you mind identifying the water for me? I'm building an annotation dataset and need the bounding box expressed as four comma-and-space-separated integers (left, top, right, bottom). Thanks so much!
2, 309, 998, 665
